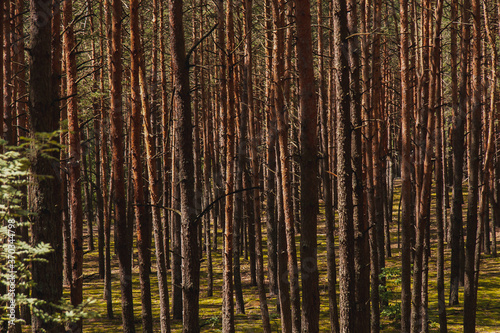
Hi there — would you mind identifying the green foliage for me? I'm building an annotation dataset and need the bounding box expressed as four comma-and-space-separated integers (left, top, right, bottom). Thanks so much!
201, 315, 222, 329
0, 141, 30, 219
0, 142, 95, 328
379, 267, 402, 324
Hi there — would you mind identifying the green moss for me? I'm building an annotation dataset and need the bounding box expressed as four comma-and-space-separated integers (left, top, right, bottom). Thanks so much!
60, 180, 500, 332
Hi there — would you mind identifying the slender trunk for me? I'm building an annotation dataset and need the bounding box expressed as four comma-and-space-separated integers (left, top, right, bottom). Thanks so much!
321, 2, 340, 332
63, 1, 84, 331
202, 90, 214, 296
14, 0, 27, 144
169, 1, 200, 331
234, 37, 247, 314
433, 1, 446, 331
82, 131, 94, 252
371, 1, 385, 316
222, 0, 235, 331
361, 0, 380, 330
295, 0, 319, 331
53, 0, 70, 290
159, 0, 171, 271
102, 0, 113, 318
110, 0, 135, 330
271, 1, 301, 330
138, 22, 172, 333
276, 145, 293, 333
3, 1, 13, 145
264, 0, 278, 297
333, 0, 356, 331
0, 1, 3, 151
130, 0, 153, 330
463, 0, 481, 330
242, 0, 257, 287
28, 0, 64, 330
87, 0, 105, 279
483, 0, 499, 260
449, 0, 468, 306
243, 0, 271, 329
171, 149, 183, 320
191, 4, 203, 263
346, 0, 369, 330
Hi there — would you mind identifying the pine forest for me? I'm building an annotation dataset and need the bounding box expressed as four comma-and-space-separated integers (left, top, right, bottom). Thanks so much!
0, 0, 500, 332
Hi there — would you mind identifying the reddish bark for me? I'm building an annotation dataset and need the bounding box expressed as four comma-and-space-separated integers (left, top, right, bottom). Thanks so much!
168, 0, 200, 331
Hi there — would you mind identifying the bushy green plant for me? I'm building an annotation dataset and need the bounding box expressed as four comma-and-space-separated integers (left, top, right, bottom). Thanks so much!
0, 140, 96, 330
379, 267, 402, 323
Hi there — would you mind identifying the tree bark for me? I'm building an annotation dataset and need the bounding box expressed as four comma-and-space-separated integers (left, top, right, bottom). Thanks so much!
3, 1, 13, 146
463, 0, 481, 330
101, 0, 113, 319
130, 0, 153, 330
110, 0, 135, 330
432, 0, 447, 331
168, 1, 200, 331
263, 0, 278, 298
399, 1, 413, 324
171, 148, 183, 320
28, 1, 64, 331
62, 1, 84, 331
333, 0, 356, 331
449, 0, 468, 306
295, 0, 319, 331
87, 0, 105, 280
222, 0, 235, 331
271, 1, 301, 331
276, 145, 293, 333
0, 1, 3, 151
139, 28, 172, 333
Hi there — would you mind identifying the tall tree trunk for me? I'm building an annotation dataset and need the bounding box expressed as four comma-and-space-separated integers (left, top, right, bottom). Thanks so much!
463, 0, 481, 330
63, 1, 84, 331
202, 85, 214, 296
14, 0, 27, 147
371, 0, 385, 317
242, 0, 257, 288
233, 23, 247, 312
399, 0, 413, 329
130, 0, 153, 330
87, 0, 105, 280
3, 1, 13, 145
449, 0, 468, 306
139, 27, 172, 333
28, 1, 64, 331
263, 0, 278, 298
347, 0, 369, 331
432, 0, 447, 331
222, 0, 235, 330
110, 0, 135, 330
276, 145, 293, 333
168, 1, 200, 331
0, 1, 3, 151
483, 0, 499, 260
82, 130, 94, 252
159, 0, 171, 273
53, 0, 70, 290
243, 0, 271, 330
171, 148, 183, 320
295, 0, 319, 332
333, 0, 355, 331
271, 1, 301, 331
322, 4, 341, 333
102, 0, 113, 319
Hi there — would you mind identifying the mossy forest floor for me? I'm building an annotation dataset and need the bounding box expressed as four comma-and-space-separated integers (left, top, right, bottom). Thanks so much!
54, 181, 500, 332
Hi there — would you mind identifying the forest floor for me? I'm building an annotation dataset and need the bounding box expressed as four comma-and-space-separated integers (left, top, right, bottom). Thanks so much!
61, 181, 500, 332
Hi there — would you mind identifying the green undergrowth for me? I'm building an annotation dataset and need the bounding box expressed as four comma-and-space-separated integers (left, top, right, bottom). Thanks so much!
24, 179, 500, 332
